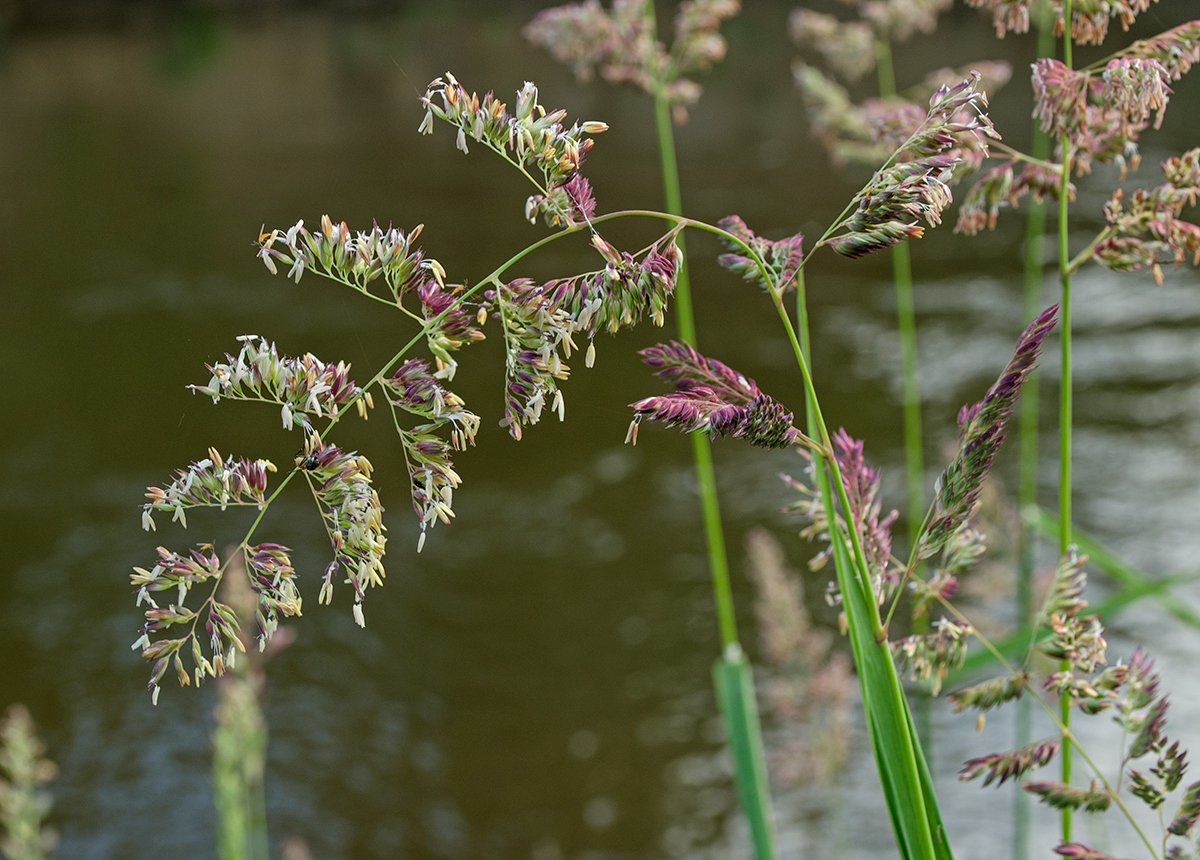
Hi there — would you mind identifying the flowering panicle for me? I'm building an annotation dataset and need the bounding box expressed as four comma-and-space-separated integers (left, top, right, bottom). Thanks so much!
781, 431, 900, 596
948, 671, 1028, 713
383, 358, 480, 448
1094, 148, 1200, 284
242, 543, 302, 649
381, 358, 477, 550
825, 73, 998, 257
420, 72, 609, 228
489, 235, 679, 439
964, 0, 1032, 38
959, 737, 1061, 787
1032, 57, 1181, 178
789, 10, 876, 83
1024, 781, 1113, 812
917, 305, 1056, 559
297, 435, 385, 628
258, 217, 440, 299
627, 340, 802, 450
860, 0, 954, 42
956, 161, 1076, 235
716, 215, 805, 294
890, 618, 971, 695
967, 0, 1169, 45
189, 335, 365, 432
0, 704, 57, 860
257, 220, 481, 378
1034, 549, 1109, 677
1118, 21, 1200, 82
1169, 781, 1200, 836
415, 281, 487, 380
524, 0, 740, 124
130, 545, 241, 700
141, 448, 275, 531
830, 430, 899, 587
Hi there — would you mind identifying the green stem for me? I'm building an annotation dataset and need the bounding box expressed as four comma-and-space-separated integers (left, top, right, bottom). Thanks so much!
650, 34, 738, 651
1058, 1, 1075, 844
876, 31, 929, 752
1016, 8, 1056, 859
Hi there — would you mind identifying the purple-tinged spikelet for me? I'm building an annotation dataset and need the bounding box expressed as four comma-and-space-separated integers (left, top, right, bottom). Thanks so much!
960, 737, 1061, 787
918, 305, 1057, 559
949, 671, 1029, 713
628, 341, 801, 450
891, 618, 971, 694
1168, 780, 1200, 836
488, 236, 679, 440
419, 73, 608, 227
1053, 843, 1128, 860
1122, 21, 1200, 82
190, 335, 365, 432
142, 448, 276, 531
1024, 781, 1113, 812
716, 215, 805, 294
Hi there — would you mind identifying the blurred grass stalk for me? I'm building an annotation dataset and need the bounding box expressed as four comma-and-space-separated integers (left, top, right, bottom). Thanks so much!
0, 705, 57, 860
1055, 0, 1077, 844
213, 562, 270, 860
644, 4, 778, 857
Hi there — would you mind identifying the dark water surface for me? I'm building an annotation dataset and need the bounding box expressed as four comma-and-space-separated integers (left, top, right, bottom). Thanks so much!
3, 4, 1200, 859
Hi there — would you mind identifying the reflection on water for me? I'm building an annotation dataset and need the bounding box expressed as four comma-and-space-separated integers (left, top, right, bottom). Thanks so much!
2, 4, 1200, 859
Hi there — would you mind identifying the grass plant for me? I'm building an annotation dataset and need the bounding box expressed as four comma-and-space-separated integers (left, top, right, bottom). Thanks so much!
127, 4, 1200, 860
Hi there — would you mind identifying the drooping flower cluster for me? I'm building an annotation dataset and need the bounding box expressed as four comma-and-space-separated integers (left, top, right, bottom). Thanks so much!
966, 0, 1169, 46
189, 335, 367, 432
258, 216, 441, 296
420, 73, 608, 228
524, 0, 740, 124
916, 304, 1057, 559
715, 215, 805, 294
296, 434, 386, 628
824, 73, 1000, 258
1094, 148, 1200, 284
490, 234, 680, 439
627, 340, 802, 450
1032, 57, 1174, 177
951, 545, 1200, 858
955, 161, 1075, 235
960, 737, 1062, 787
256, 219, 481, 379
130, 540, 301, 703
890, 617, 972, 695
382, 358, 480, 550
130, 545, 238, 702
141, 448, 276, 531
1117, 20, 1200, 82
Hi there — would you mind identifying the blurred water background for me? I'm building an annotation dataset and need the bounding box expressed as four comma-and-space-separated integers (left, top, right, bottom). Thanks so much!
2, 2, 1200, 858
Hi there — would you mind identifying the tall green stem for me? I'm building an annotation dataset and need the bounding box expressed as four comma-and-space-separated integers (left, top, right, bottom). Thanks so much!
1057, 0, 1075, 844
1016, 8, 1056, 860
650, 36, 739, 652
875, 33, 930, 748
643, 7, 776, 857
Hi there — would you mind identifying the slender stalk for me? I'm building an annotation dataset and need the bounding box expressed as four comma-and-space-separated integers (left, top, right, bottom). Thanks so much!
1057, 0, 1075, 844
649, 56, 741, 650
1016, 7, 1056, 859
875, 32, 930, 750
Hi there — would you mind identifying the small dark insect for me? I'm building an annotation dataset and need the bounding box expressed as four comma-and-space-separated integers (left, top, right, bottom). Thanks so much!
295, 453, 321, 471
